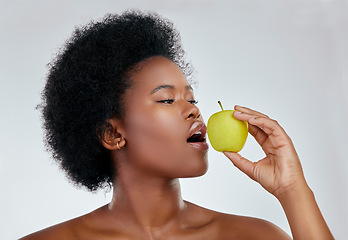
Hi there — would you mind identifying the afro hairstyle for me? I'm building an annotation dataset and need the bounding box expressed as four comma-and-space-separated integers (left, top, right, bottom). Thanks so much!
40, 10, 193, 191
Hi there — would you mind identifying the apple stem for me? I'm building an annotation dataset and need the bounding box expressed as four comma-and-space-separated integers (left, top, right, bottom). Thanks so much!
218, 101, 224, 111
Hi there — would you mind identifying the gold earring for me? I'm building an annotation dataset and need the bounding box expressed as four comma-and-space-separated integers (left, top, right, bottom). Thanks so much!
116, 142, 120, 150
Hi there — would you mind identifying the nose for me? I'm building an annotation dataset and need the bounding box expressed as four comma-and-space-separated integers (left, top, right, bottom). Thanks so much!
183, 101, 200, 120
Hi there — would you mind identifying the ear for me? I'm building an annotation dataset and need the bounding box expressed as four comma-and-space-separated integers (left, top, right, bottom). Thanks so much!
98, 117, 126, 151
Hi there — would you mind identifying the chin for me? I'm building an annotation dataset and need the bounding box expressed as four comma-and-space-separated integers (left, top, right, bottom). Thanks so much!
180, 156, 208, 178
195, 162, 209, 177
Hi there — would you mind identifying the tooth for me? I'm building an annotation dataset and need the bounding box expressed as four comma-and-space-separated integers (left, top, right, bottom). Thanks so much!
194, 131, 202, 134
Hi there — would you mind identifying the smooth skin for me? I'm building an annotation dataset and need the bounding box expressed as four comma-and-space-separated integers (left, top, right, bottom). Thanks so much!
20, 56, 333, 240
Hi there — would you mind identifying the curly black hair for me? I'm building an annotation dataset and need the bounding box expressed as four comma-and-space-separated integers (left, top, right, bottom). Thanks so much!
40, 10, 193, 191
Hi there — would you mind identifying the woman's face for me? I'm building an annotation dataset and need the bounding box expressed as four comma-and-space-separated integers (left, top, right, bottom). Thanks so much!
120, 56, 208, 179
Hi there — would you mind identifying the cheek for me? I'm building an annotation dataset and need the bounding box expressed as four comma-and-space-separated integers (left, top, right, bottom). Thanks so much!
125, 108, 183, 162
124, 107, 207, 176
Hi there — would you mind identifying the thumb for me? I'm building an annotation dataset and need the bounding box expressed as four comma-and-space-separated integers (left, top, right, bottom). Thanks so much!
223, 151, 256, 181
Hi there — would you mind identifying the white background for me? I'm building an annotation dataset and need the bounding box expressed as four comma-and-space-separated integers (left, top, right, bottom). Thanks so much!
1, 0, 347, 239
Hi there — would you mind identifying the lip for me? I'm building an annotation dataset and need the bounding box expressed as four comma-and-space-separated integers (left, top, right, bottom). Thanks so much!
187, 121, 208, 151
187, 141, 209, 151
187, 121, 206, 139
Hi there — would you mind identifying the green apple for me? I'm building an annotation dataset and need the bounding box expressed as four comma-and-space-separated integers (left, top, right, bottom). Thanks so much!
207, 101, 248, 152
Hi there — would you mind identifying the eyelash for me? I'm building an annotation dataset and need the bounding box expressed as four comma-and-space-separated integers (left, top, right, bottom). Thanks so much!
158, 99, 198, 105
189, 100, 199, 105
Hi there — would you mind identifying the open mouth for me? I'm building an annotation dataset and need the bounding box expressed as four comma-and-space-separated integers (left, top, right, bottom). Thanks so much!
186, 122, 207, 143
186, 121, 208, 151
187, 130, 206, 143
186, 123, 208, 151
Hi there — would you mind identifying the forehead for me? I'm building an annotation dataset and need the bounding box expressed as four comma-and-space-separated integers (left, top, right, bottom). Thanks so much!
128, 56, 191, 93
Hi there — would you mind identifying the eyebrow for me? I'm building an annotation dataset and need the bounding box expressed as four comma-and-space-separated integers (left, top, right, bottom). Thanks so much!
149, 84, 193, 95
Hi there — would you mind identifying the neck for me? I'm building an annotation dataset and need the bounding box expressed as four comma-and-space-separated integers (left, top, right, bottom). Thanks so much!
108, 170, 186, 229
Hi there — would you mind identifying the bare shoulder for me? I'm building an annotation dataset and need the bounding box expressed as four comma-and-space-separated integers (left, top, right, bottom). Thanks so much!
19, 206, 108, 240
185, 202, 291, 240
19, 218, 81, 240
215, 212, 292, 240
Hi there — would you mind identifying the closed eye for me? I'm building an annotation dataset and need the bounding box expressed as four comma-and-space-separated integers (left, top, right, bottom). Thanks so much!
158, 99, 198, 105
188, 100, 198, 105
158, 99, 174, 104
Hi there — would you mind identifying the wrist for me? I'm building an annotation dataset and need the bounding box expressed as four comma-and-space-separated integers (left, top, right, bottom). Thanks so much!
275, 179, 312, 204
275, 180, 334, 239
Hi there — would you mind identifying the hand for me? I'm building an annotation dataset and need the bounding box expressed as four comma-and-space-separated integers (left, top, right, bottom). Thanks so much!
223, 106, 307, 199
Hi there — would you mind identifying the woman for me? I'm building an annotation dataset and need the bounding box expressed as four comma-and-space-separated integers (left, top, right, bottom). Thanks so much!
21, 10, 333, 239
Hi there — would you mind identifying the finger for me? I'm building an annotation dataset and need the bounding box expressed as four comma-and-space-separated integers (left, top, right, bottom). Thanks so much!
248, 124, 268, 148
234, 105, 269, 118
233, 110, 261, 122
248, 117, 291, 147
233, 111, 290, 147
233, 111, 285, 137
248, 124, 277, 156
248, 117, 285, 136
223, 151, 256, 181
